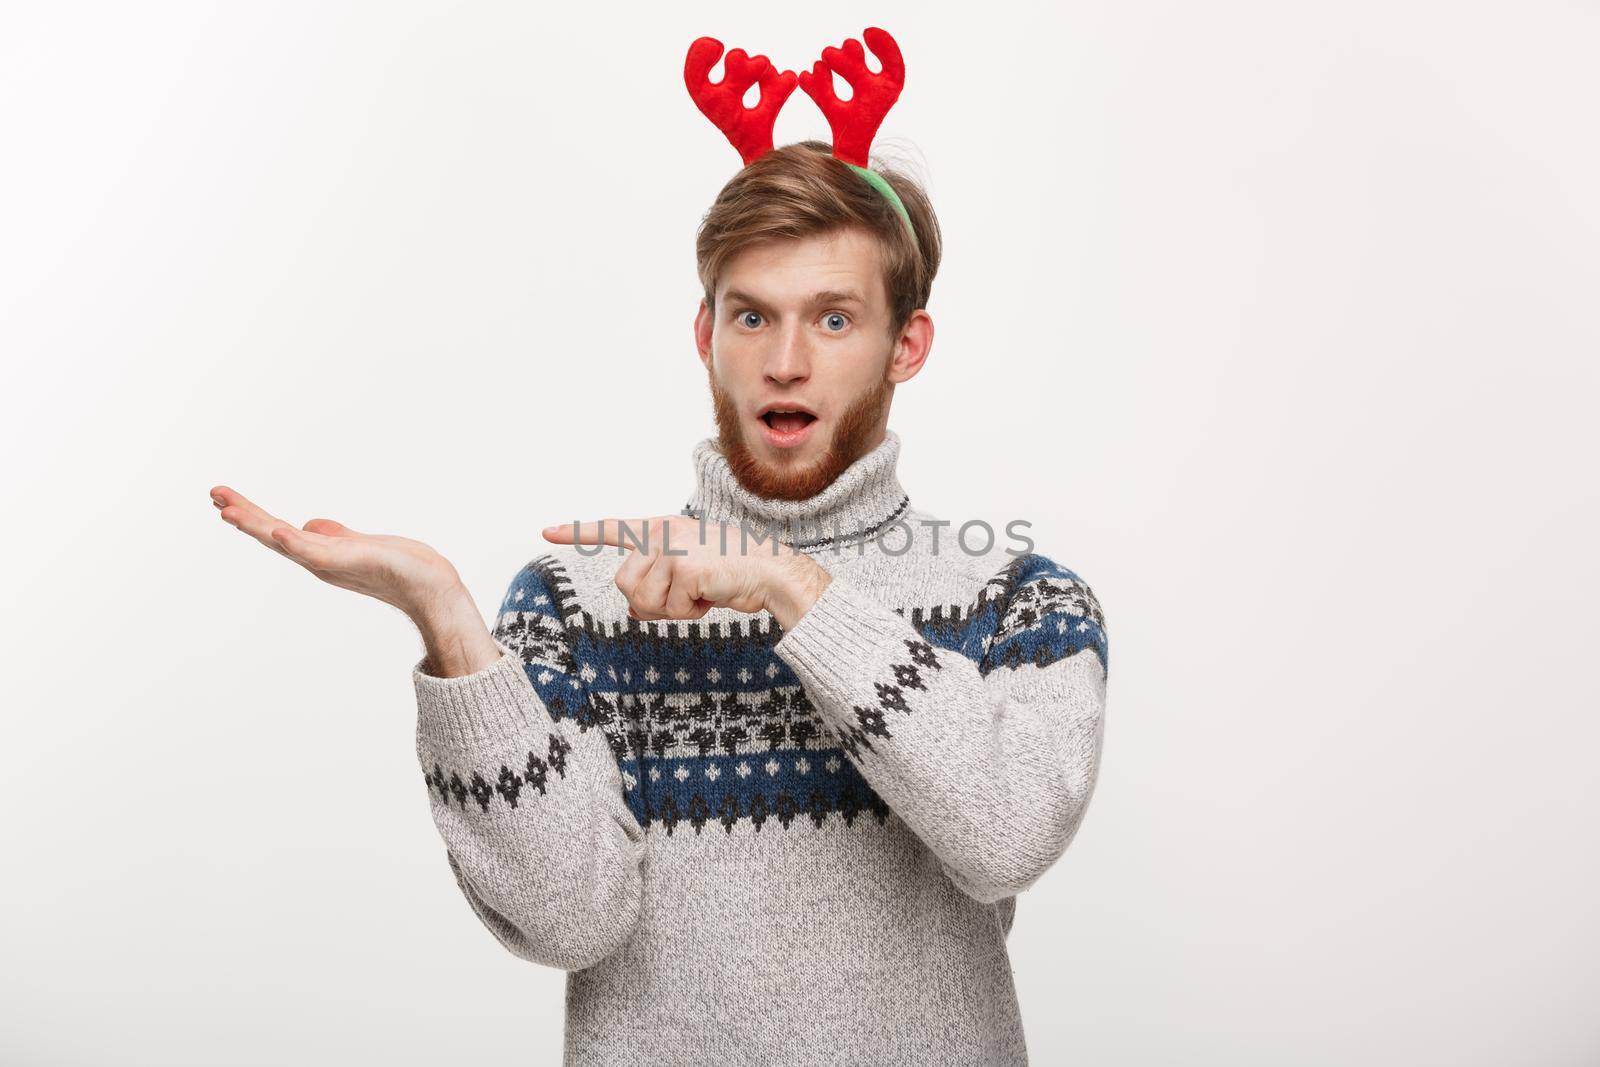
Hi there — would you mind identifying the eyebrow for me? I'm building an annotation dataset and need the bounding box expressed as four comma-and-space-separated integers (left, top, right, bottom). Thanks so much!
723, 288, 866, 312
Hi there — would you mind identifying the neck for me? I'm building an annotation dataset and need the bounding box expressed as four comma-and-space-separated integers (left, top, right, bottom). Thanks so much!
682, 429, 911, 552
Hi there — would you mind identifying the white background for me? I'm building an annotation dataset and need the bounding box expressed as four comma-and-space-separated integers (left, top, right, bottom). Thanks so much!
2, 2, 1596, 1064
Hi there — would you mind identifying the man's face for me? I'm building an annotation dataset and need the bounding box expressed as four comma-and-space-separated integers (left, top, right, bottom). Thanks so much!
693, 226, 931, 501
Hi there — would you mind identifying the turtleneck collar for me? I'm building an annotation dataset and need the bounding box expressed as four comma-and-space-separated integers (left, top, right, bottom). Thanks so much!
681, 429, 912, 552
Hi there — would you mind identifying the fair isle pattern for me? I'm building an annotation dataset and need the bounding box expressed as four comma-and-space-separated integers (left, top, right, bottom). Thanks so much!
422, 732, 573, 813
983, 553, 1109, 673
827, 635, 941, 760
422, 552, 1107, 835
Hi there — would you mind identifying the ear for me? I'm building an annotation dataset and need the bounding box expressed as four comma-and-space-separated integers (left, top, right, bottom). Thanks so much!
693, 299, 714, 368
887, 309, 933, 384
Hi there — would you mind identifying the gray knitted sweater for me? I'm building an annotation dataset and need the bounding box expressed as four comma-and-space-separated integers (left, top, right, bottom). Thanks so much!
412, 429, 1110, 1065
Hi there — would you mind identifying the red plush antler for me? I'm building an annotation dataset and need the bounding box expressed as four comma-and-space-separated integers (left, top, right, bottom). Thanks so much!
797, 27, 905, 168
684, 37, 798, 166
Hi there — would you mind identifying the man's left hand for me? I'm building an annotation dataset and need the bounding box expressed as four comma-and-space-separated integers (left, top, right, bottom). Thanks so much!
541, 515, 831, 630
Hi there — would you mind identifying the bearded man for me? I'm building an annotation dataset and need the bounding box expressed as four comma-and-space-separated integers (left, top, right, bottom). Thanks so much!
211, 139, 1110, 1066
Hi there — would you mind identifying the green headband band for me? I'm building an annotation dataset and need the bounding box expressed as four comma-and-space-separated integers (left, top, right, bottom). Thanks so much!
846, 163, 916, 240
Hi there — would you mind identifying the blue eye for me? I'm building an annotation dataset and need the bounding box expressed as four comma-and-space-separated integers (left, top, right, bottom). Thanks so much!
823, 312, 848, 332
739, 310, 763, 328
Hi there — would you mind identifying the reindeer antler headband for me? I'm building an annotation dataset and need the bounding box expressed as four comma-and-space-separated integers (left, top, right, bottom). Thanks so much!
684, 27, 915, 238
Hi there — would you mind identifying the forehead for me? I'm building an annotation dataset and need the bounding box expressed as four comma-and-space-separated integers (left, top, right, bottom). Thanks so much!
716, 227, 886, 308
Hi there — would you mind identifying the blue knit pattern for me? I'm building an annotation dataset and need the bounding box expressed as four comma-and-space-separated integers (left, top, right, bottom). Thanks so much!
489, 552, 1106, 833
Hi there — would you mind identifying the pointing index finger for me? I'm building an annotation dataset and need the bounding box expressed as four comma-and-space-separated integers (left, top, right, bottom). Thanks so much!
542, 518, 645, 548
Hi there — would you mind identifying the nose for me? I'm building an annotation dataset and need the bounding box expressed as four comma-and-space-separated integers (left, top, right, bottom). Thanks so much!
763, 321, 811, 386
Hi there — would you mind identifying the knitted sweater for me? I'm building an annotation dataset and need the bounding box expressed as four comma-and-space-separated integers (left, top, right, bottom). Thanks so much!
412, 429, 1110, 1066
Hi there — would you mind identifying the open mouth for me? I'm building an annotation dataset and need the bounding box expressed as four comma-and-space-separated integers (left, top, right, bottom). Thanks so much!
760, 409, 818, 433
757, 406, 819, 448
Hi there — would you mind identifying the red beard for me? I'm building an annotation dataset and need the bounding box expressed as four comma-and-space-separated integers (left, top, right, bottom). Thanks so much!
706, 362, 893, 502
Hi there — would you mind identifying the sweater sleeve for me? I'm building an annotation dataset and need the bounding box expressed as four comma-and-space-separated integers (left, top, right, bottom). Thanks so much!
413, 556, 647, 971
771, 553, 1109, 905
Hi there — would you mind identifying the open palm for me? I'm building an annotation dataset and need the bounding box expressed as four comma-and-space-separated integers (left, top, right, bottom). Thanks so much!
209, 484, 462, 619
